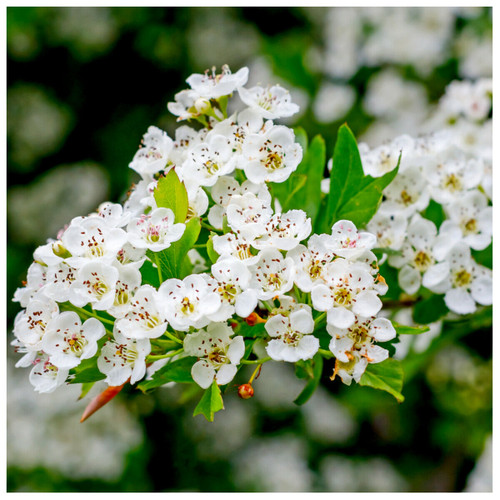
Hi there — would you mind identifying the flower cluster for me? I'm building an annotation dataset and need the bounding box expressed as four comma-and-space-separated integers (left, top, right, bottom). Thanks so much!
360, 79, 492, 316
12, 65, 398, 407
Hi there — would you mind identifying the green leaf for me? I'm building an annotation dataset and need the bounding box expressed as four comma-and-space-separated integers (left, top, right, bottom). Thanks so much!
472, 243, 492, 269
154, 169, 189, 223
412, 294, 448, 324
139, 259, 160, 288
325, 124, 399, 230
294, 352, 323, 406
78, 382, 95, 400
138, 357, 195, 393
359, 358, 405, 403
69, 357, 106, 384
193, 379, 224, 421
147, 217, 201, 281
422, 199, 446, 229
207, 232, 220, 264
393, 323, 430, 335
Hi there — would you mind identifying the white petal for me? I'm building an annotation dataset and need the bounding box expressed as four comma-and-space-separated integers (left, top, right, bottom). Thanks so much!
227, 336, 245, 364
235, 290, 258, 318
266, 339, 286, 361
352, 291, 382, 318
191, 360, 216, 389
470, 276, 492, 306
290, 309, 314, 334
370, 317, 396, 342
444, 288, 476, 315
398, 265, 422, 295
296, 335, 319, 360
327, 307, 355, 329
216, 364, 238, 385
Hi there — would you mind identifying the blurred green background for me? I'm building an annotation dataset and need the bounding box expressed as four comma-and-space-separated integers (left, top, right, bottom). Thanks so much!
7, 6, 492, 492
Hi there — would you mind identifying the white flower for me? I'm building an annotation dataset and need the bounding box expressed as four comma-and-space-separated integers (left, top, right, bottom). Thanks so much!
241, 124, 303, 184
96, 201, 134, 228
226, 192, 273, 241
212, 232, 261, 266
116, 242, 146, 268
129, 126, 174, 177
206, 258, 258, 319
423, 242, 492, 314
388, 214, 438, 295
249, 248, 296, 300
311, 259, 382, 329
330, 220, 377, 260
167, 89, 210, 122
42, 311, 106, 369
186, 65, 249, 100
29, 354, 70, 393
265, 308, 318, 362
185, 181, 209, 219
13, 262, 48, 307
126, 207, 185, 252
97, 330, 151, 386
287, 234, 338, 292
433, 189, 492, 256
184, 322, 245, 389
114, 284, 167, 339
238, 84, 299, 119
253, 210, 312, 251
158, 274, 221, 331
41, 261, 78, 303
107, 262, 142, 319
366, 210, 408, 251
62, 216, 127, 268
327, 316, 395, 364
13, 295, 59, 359
181, 134, 237, 187
69, 260, 119, 310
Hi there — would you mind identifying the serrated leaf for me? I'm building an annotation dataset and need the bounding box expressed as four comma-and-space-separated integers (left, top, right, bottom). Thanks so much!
359, 358, 405, 403
412, 294, 448, 324
138, 356, 195, 392
393, 323, 430, 335
294, 352, 323, 406
154, 169, 189, 223
193, 379, 224, 421
325, 124, 399, 231
147, 217, 201, 281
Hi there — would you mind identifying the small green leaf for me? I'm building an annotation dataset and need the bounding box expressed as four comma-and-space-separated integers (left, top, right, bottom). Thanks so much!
325, 124, 399, 230
193, 379, 224, 421
69, 358, 106, 384
138, 357, 195, 393
154, 169, 189, 223
393, 323, 430, 335
139, 259, 160, 288
78, 382, 95, 400
412, 294, 448, 324
294, 352, 323, 406
147, 217, 201, 281
359, 358, 405, 403
422, 199, 446, 229
207, 233, 220, 264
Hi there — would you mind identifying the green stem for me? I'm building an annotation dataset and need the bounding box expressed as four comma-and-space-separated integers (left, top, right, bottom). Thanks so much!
60, 303, 115, 326
262, 301, 274, 312
314, 312, 327, 327
318, 348, 334, 359
154, 253, 163, 283
163, 330, 183, 345
146, 348, 184, 363
240, 356, 272, 365
200, 221, 220, 233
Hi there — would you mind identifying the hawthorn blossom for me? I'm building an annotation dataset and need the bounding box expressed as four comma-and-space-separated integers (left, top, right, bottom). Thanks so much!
69, 261, 119, 310
311, 259, 382, 329
62, 216, 127, 268
40, 262, 78, 303
186, 65, 249, 100
226, 192, 273, 241
211, 232, 261, 267
253, 210, 312, 251
29, 354, 70, 393
206, 258, 258, 320
97, 330, 151, 386
158, 274, 221, 331
129, 126, 174, 177
107, 263, 142, 319
329, 220, 377, 260
42, 312, 106, 369
249, 248, 296, 300
265, 307, 319, 362
126, 207, 185, 252
422, 242, 492, 314
184, 322, 245, 389
366, 210, 408, 251
114, 284, 167, 339
241, 125, 303, 184
238, 84, 299, 119
13, 262, 48, 308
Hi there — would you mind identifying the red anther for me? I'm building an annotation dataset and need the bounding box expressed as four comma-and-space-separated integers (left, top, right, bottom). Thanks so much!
238, 383, 254, 399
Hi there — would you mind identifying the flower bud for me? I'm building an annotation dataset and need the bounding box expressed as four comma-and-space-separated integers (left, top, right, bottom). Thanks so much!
245, 312, 266, 326
194, 97, 211, 114
238, 383, 254, 399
